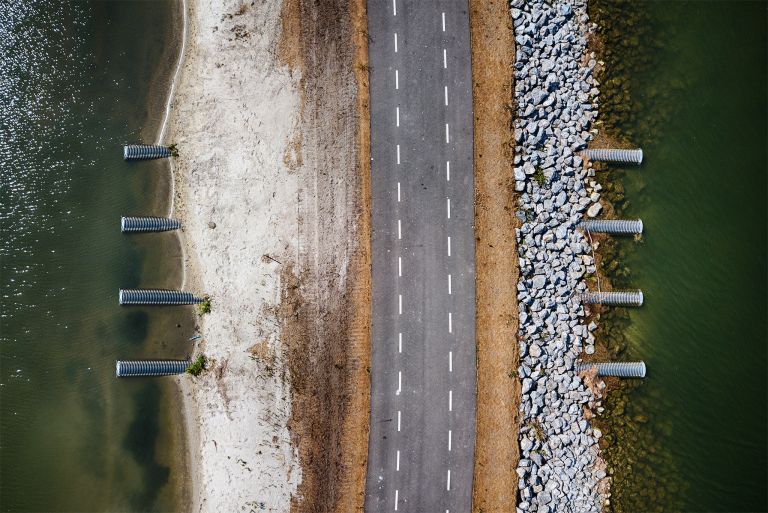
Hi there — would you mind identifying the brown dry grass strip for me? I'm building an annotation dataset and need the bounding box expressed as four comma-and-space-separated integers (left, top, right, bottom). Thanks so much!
469, 1, 521, 511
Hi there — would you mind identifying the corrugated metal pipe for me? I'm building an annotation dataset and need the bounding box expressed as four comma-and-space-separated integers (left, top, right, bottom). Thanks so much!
581, 290, 644, 306
576, 361, 646, 378
116, 359, 190, 377
121, 216, 181, 233
585, 148, 643, 165
579, 219, 643, 235
123, 144, 172, 161
119, 289, 204, 305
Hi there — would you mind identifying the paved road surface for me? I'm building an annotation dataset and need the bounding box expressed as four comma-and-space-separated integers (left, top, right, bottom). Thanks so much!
365, 1, 477, 511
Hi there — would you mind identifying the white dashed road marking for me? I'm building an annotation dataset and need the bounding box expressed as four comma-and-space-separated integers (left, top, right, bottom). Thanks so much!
447, 236, 451, 256
446, 160, 450, 181
395, 69, 399, 89
442, 12, 446, 31
448, 312, 452, 333
449, 351, 453, 372
396, 106, 400, 126
394, 32, 398, 52
445, 123, 450, 143
447, 469, 451, 490
449, 390, 453, 411
396, 449, 401, 471
447, 197, 451, 218
448, 274, 452, 294
398, 219, 402, 239
397, 144, 401, 164
444, 86, 448, 106
448, 429, 452, 451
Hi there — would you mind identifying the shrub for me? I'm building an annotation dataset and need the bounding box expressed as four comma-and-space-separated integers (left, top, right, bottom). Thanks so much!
198, 296, 211, 315
185, 354, 206, 376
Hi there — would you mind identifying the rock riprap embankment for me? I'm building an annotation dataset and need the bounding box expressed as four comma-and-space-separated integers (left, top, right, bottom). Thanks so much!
511, 0, 609, 511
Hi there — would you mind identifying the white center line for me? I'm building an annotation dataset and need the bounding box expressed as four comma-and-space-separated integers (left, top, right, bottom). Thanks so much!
448, 429, 452, 451
445, 123, 450, 143
448, 312, 453, 333
449, 390, 453, 411
448, 274, 452, 294
398, 219, 402, 239
396, 144, 401, 164
398, 332, 402, 353
444, 86, 448, 106
397, 181, 401, 201
443, 48, 447, 68
394, 32, 398, 52
397, 410, 401, 431
395, 69, 399, 89
396, 449, 401, 471
396, 106, 400, 127
449, 351, 453, 372
392, 0, 397, 16
396, 371, 402, 395
398, 256, 402, 276
395, 489, 399, 511
447, 236, 451, 256
442, 12, 446, 31
446, 160, 450, 181
398, 294, 402, 314
447, 469, 451, 490
446, 197, 451, 219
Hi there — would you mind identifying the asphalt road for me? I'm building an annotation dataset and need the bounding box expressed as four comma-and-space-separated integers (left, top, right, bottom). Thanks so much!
365, 1, 477, 511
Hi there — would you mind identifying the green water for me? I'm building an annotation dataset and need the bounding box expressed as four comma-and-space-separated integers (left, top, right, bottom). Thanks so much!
0, 2, 193, 511
591, 2, 767, 512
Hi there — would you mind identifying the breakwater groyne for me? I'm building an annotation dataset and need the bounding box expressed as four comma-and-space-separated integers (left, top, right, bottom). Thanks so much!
510, 0, 647, 510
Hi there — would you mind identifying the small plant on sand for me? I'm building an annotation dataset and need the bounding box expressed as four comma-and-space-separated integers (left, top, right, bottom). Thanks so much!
185, 354, 207, 376
197, 295, 211, 315
167, 143, 179, 157
533, 167, 547, 187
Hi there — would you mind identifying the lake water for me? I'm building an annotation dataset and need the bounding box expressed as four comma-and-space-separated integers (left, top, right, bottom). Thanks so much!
0, 1, 193, 511
591, 2, 767, 512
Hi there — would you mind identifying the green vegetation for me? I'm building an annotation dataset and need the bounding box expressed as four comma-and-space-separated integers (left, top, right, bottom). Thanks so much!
185, 354, 207, 376
197, 295, 211, 315
533, 167, 547, 187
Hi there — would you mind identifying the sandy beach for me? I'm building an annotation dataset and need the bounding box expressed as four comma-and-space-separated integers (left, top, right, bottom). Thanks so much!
166, 0, 370, 511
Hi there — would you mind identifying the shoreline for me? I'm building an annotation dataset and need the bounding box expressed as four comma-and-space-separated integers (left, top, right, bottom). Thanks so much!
164, 0, 370, 510
510, 0, 611, 510
167, 0, 303, 510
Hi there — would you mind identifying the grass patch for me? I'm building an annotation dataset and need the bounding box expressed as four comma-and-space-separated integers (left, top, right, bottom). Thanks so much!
197, 295, 211, 315
533, 167, 547, 187
185, 354, 206, 376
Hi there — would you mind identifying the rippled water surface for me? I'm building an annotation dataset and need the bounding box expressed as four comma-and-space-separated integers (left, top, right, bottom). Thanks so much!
0, 2, 191, 511
592, 2, 767, 512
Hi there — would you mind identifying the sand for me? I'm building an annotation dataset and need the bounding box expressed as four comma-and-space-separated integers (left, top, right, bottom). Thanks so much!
168, 0, 303, 511
166, 0, 370, 511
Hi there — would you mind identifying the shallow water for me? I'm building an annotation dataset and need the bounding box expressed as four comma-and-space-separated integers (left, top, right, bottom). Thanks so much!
0, 2, 192, 511
591, 2, 767, 511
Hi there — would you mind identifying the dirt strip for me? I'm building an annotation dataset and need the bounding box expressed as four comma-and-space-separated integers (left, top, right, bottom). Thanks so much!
468, 1, 521, 511
279, 0, 371, 511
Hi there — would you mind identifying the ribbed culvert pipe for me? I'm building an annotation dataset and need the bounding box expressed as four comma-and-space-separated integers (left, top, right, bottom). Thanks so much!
585, 148, 643, 165
576, 361, 646, 378
116, 359, 190, 377
118, 289, 203, 305
123, 144, 172, 161
579, 219, 643, 235
121, 216, 181, 233
581, 290, 644, 306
